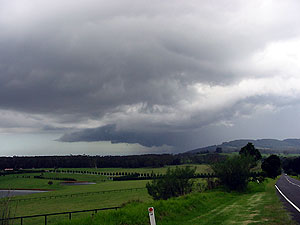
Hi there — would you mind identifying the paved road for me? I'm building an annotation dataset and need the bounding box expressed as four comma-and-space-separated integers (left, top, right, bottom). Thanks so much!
276, 174, 300, 223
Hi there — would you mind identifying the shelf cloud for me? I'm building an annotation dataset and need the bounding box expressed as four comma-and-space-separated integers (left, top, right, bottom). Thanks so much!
1, 0, 300, 151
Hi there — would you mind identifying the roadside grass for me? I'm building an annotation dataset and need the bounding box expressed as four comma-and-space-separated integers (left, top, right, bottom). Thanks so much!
56, 179, 295, 225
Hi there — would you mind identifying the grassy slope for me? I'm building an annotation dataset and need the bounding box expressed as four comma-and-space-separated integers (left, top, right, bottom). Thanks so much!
56, 179, 295, 225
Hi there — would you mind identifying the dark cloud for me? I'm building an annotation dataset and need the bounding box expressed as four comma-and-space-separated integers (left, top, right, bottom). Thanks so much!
1, 1, 300, 150
58, 124, 187, 147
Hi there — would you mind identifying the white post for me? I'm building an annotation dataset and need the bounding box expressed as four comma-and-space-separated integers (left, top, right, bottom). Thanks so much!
148, 207, 156, 225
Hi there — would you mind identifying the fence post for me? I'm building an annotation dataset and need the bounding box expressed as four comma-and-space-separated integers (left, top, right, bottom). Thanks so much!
45, 215, 47, 225
21, 218, 23, 225
69, 212, 72, 220
148, 207, 156, 225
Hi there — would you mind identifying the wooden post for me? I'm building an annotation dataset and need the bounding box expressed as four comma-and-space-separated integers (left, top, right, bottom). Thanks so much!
148, 207, 156, 225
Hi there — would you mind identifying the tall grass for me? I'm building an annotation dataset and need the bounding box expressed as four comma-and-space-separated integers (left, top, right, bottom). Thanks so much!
55, 179, 295, 225
0, 191, 17, 225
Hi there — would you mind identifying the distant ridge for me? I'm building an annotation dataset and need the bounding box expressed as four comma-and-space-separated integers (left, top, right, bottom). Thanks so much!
186, 138, 300, 154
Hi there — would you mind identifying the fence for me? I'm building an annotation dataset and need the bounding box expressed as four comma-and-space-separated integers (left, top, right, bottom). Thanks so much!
1, 187, 146, 203
0, 206, 120, 225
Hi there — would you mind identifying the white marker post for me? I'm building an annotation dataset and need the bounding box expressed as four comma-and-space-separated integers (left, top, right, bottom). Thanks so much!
148, 207, 156, 225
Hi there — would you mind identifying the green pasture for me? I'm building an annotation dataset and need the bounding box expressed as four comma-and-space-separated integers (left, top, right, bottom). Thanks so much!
1, 173, 151, 225
52, 164, 212, 174
0, 172, 107, 190
56, 178, 295, 225
0, 173, 149, 196
0, 174, 63, 190
40, 172, 107, 182
1, 165, 291, 225
8, 188, 150, 225
0, 168, 209, 225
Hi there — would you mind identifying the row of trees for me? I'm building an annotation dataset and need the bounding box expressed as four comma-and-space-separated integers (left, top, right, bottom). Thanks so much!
0, 154, 181, 170
0, 153, 228, 170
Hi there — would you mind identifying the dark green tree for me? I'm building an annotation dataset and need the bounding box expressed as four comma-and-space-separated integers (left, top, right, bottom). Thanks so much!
261, 155, 281, 179
212, 155, 253, 191
146, 166, 196, 200
215, 147, 222, 153
239, 143, 262, 161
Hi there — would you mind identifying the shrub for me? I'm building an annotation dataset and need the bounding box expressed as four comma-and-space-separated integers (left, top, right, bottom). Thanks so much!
146, 166, 196, 200
212, 155, 253, 191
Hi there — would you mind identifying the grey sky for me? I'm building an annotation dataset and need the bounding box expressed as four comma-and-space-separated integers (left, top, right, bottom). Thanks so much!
1, 0, 300, 155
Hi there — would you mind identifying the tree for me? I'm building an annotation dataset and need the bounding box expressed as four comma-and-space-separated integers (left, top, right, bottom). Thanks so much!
261, 155, 281, 178
239, 143, 262, 161
282, 157, 300, 175
215, 147, 222, 153
146, 167, 196, 200
212, 155, 253, 191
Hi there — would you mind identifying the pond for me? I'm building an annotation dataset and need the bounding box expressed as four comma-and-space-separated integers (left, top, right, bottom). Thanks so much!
60, 181, 96, 185
0, 189, 48, 198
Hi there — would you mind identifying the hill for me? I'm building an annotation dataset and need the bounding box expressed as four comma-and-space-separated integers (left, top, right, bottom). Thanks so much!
186, 138, 300, 154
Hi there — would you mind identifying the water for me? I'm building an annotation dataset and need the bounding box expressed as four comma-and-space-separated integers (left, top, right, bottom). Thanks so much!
60, 182, 96, 185
0, 190, 48, 198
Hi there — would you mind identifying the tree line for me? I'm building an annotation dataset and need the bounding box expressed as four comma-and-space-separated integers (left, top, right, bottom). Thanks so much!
0, 154, 180, 169
0, 153, 226, 170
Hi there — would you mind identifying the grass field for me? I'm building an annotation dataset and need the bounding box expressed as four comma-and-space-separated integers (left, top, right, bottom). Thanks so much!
1, 165, 294, 225
48, 164, 212, 175
0, 164, 211, 215
55, 179, 295, 225
1, 173, 151, 225
0, 166, 210, 225
0, 165, 205, 224
0, 173, 108, 190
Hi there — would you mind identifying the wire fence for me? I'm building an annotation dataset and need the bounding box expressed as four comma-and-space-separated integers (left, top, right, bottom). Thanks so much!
0, 187, 146, 203
0, 206, 120, 225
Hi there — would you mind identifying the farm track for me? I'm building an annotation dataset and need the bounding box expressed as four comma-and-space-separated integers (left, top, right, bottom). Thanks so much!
185, 192, 266, 225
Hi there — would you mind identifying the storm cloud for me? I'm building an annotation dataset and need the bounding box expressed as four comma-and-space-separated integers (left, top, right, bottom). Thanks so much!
59, 124, 189, 147
1, 0, 300, 151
